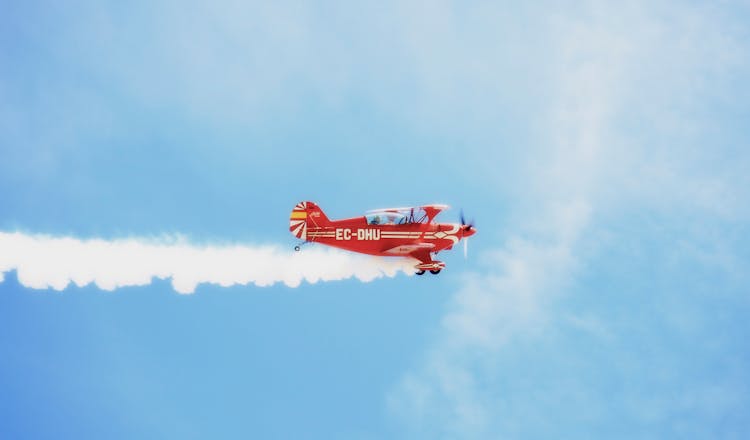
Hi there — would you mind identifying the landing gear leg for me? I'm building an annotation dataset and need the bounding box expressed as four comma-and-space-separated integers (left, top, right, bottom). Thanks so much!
415, 270, 426, 275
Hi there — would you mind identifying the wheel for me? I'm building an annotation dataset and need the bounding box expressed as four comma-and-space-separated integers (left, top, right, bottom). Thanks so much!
430, 269, 441, 274
294, 245, 301, 252
415, 270, 426, 275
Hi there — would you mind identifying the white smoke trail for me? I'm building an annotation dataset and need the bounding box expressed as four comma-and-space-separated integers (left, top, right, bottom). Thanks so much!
0, 231, 415, 294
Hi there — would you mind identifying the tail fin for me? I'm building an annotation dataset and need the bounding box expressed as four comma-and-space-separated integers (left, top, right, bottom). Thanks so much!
290, 201, 330, 240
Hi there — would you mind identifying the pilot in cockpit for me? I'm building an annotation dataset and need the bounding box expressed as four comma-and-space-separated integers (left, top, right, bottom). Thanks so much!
367, 212, 407, 225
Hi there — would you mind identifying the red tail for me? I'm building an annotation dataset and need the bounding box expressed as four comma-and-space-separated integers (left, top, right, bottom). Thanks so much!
289, 201, 330, 240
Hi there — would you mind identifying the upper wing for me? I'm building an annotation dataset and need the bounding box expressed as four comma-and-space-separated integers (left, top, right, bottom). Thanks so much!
367, 204, 449, 223
367, 204, 449, 213
366, 206, 414, 213
421, 204, 449, 222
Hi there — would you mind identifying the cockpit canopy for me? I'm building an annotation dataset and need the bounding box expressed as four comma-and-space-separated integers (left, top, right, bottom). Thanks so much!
365, 208, 428, 225
366, 212, 406, 225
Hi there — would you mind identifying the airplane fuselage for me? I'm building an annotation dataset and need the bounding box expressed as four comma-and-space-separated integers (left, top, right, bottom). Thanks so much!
290, 201, 475, 273
306, 218, 462, 256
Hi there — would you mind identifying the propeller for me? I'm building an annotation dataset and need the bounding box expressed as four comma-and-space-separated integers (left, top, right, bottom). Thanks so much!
459, 209, 475, 232
459, 209, 475, 260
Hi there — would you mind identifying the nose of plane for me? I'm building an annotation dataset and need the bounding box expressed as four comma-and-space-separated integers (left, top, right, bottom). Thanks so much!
462, 225, 476, 237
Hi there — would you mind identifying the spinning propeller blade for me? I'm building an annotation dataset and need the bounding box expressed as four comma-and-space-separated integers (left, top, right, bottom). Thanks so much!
459, 209, 475, 260
459, 209, 475, 232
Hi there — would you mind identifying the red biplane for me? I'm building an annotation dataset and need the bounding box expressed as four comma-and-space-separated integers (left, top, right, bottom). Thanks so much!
289, 201, 476, 275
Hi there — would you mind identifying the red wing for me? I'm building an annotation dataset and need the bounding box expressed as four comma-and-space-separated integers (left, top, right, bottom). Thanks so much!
384, 243, 443, 271
382, 243, 434, 257
422, 204, 449, 223
408, 248, 434, 265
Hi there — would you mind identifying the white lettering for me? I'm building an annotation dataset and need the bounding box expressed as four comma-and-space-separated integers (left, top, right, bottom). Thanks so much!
354, 229, 381, 241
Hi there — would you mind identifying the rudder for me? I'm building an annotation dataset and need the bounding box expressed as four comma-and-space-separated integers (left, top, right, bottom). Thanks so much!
289, 201, 330, 240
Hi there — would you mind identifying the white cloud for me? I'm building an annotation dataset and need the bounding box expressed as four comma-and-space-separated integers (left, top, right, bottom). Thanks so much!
0, 232, 413, 294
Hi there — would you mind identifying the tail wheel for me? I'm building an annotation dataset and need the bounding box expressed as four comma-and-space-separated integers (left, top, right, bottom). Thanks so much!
415, 270, 426, 275
294, 245, 301, 252
430, 269, 441, 275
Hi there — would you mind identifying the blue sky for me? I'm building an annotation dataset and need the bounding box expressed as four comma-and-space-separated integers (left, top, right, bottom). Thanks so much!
1, 1, 749, 438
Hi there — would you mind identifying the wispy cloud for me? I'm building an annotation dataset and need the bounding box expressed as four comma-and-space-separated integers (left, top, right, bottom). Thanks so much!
0, 231, 413, 294
388, 2, 749, 437
388, 5, 622, 433
388, 202, 591, 436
